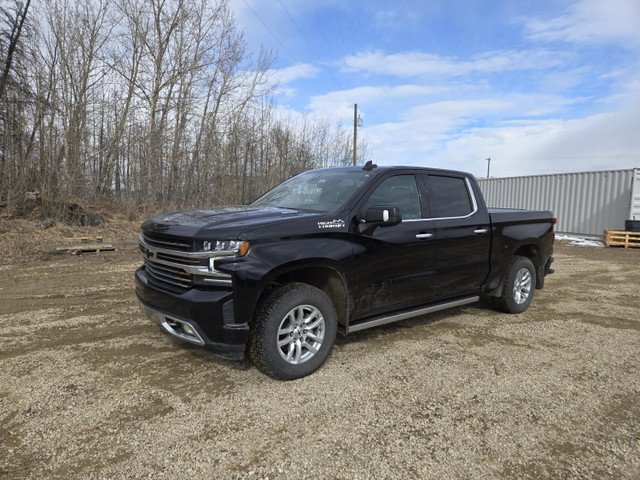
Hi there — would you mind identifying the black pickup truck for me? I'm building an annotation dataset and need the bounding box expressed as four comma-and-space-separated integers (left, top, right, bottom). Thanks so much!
136, 163, 554, 379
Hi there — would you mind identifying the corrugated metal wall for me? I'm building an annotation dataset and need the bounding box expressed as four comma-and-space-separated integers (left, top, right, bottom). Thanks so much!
477, 168, 640, 236
631, 169, 640, 220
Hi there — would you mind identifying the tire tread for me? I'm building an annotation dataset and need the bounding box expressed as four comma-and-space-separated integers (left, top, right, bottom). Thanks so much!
493, 255, 536, 314
248, 283, 336, 380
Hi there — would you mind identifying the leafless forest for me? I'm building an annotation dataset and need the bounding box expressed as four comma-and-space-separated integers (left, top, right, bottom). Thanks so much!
0, 0, 367, 219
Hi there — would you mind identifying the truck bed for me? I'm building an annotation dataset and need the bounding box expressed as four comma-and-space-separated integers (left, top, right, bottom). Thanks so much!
488, 207, 553, 225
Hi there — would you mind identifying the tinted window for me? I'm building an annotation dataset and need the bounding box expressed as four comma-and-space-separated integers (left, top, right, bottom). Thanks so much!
367, 175, 422, 220
427, 175, 473, 218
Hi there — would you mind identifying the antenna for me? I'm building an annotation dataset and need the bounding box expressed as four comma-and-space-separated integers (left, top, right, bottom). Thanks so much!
362, 160, 377, 171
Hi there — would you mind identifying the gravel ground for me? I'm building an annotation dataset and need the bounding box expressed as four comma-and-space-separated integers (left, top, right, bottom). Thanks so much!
1, 243, 639, 479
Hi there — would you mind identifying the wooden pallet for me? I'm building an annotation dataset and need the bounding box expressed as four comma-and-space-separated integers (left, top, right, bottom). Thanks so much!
603, 229, 640, 248
48, 243, 114, 255
70, 244, 114, 255
70, 236, 103, 244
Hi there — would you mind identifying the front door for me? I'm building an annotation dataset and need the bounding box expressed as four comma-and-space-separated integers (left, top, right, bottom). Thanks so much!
353, 174, 436, 318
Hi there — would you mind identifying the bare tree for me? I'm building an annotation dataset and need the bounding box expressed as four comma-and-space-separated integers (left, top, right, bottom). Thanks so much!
0, 0, 370, 219
0, 0, 33, 205
0, 0, 30, 103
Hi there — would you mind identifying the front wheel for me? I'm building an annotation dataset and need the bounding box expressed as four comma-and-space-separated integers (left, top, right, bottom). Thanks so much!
248, 283, 337, 380
493, 256, 536, 314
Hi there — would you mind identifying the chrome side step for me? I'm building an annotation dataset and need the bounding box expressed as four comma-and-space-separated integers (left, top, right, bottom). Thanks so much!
346, 296, 480, 333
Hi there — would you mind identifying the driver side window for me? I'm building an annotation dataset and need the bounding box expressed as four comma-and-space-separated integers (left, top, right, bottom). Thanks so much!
367, 175, 422, 220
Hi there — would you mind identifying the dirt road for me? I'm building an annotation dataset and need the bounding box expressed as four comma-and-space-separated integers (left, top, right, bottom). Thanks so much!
1, 244, 639, 479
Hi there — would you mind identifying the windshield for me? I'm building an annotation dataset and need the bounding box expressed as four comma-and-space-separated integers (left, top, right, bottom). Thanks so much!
252, 170, 372, 213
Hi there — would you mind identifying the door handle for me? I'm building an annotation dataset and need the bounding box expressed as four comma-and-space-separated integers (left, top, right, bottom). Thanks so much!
415, 233, 433, 239
474, 228, 488, 235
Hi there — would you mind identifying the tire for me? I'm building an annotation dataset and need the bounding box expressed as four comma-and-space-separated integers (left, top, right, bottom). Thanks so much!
493, 256, 536, 314
248, 283, 337, 380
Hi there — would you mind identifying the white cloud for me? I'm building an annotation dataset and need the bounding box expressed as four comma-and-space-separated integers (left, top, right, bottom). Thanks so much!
365, 99, 515, 162
331, 72, 638, 178
308, 84, 450, 120
268, 63, 320, 84
368, 88, 640, 178
274, 87, 298, 99
373, 10, 398, 24
307, 83, 599, 172
445, 110, 640, 177
341, 49, 568, 77
524, 0, 640, 45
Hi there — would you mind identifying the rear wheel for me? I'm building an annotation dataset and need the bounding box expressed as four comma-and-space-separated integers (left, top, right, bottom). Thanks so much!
248, 283, 337, 380
493, 256, 536, 314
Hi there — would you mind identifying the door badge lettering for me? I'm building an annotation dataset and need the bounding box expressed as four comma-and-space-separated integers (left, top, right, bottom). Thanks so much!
318, 219, 345, 229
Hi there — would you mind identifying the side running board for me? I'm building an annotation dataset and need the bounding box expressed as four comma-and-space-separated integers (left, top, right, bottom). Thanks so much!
346, 296, 480, 334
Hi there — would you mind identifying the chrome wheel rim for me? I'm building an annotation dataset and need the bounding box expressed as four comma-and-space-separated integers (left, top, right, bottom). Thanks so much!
277, 305, 325, 365
513, 267, 532, 304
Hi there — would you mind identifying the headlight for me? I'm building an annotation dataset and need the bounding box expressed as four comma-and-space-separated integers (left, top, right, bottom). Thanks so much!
203, 240, 250, 256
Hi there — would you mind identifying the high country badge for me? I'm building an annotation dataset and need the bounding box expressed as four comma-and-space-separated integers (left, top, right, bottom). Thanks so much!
318, 219, 346, 229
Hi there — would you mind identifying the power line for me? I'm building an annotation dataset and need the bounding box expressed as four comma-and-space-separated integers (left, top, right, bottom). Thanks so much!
275, 0, 344, 91
242, 0, 324, 91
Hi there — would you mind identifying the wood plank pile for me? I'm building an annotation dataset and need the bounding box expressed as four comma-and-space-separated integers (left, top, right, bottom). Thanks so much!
47, 236, 115, 255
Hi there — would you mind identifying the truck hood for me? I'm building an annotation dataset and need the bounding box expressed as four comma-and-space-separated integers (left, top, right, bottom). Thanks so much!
141, 206, 320, 240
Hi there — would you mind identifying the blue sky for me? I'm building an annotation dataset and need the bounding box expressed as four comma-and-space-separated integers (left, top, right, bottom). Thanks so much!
230, 0, 640, 178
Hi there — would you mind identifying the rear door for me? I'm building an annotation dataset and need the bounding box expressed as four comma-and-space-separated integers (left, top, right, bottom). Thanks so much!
353, 173, 436, 318
424, 174, 491, 298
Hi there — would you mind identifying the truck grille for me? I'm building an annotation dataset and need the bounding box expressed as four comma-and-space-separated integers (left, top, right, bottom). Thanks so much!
139, 234, 232, 292
143, 258, 193, 290
143, 233, 192, 251
156, 251, 200, 265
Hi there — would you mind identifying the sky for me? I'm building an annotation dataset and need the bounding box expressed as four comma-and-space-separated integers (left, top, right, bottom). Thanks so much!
229, 0, 640, 178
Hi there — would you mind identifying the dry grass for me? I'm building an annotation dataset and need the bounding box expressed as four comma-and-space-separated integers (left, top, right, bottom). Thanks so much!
0, 217, 141, 262
0, 197, 174, 262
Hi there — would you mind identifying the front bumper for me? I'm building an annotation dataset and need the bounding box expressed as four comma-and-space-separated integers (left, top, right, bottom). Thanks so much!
135, 266, 249, 360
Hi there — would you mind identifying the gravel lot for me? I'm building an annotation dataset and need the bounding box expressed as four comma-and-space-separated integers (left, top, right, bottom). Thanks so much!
1, 243, 639, 479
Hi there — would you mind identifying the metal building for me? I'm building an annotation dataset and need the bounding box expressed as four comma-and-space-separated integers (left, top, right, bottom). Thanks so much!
477, 168, 640, 236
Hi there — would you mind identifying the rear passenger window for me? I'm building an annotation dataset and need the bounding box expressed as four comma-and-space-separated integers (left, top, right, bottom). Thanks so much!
427, 175, 473, 218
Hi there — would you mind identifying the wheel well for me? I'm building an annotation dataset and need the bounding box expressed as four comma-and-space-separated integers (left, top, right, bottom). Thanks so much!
513, 244, 539, 268
486, 244, 540, 298
263, 267, 349, 327
513, 244, 543, 288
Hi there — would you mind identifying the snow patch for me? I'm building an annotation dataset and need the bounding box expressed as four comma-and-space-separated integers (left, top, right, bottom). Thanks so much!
556, 234, 604, 248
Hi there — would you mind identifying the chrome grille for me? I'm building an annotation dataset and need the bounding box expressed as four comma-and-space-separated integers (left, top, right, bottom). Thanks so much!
143, 233, 192, 251
144, 258, 192, 290
156, 251, 200, 265
139, 234, 233, 291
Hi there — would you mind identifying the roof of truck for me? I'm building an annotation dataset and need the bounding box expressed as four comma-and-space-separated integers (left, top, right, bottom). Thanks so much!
314, 164, 474, 178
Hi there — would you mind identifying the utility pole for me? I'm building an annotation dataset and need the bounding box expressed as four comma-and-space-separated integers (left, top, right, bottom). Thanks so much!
353, 104, 362, 166
353, 104, 358, 166
486, 157, 491, 178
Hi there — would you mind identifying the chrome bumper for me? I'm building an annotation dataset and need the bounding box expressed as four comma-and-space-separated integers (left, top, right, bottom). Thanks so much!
140, 301, 205, 346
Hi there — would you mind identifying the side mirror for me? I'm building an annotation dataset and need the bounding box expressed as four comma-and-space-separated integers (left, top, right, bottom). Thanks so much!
362, 206, 402, 227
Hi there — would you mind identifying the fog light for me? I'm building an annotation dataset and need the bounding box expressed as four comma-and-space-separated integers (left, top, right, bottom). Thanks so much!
182, 322, 197, 336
